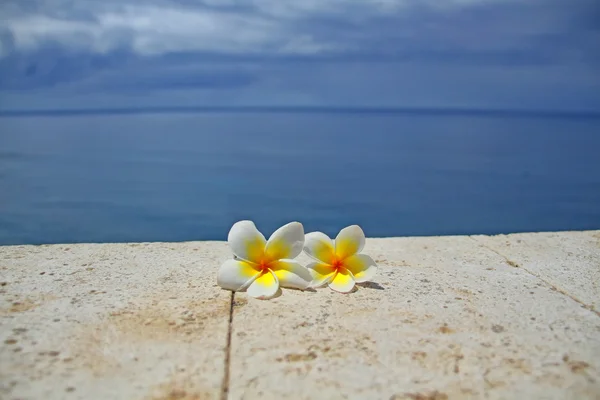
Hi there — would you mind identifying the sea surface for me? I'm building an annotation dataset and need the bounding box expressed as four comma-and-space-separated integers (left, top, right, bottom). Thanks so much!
1, 109, 599, 245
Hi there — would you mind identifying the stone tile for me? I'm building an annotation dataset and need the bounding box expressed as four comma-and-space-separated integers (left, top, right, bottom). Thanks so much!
228, 235, 600, 400
0, 241, 231, 400
472, 231, 600, 312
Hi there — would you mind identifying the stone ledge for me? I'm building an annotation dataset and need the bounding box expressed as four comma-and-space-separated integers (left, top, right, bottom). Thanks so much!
1, 231, 599, 399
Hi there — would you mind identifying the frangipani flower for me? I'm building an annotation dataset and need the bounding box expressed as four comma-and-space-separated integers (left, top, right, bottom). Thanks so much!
217, 221, 311, 300
304, 225, 377, 293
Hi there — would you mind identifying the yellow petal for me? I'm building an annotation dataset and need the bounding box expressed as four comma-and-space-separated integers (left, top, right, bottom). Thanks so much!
227, 221, 266, 263
303, 232, 335, 263
271, 260, 312, 290
343, 254, 378, 283
264, 222, 304, 262
334, 225, 365, 260
306, 262, 336, 288
328, 267, 355, 293
217, 259, 261, 291
246, 270, 280, 299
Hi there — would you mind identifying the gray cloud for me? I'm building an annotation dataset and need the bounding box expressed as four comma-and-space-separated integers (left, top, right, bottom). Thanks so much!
1, 0, 598, 60
0, 0, 598, 110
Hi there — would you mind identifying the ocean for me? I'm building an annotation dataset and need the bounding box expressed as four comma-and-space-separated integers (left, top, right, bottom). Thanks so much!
1, 109, 599, 245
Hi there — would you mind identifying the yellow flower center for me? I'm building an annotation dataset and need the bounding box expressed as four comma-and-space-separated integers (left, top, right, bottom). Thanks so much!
258, 259, 270, 271
331, 256, 344, 270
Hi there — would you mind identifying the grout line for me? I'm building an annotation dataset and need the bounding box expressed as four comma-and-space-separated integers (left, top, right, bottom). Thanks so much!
469, 236, 600, 318
220, 292, 235, 400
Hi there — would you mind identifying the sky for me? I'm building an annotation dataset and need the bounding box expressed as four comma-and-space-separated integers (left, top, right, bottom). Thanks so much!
0, 0, 599, 112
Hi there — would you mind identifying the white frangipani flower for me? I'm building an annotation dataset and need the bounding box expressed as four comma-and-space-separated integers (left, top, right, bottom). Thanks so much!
217, 220, 311, 300
303, 225, 377, 293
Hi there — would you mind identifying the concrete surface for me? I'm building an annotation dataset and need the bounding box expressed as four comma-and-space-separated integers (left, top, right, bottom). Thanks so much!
1, 231, 599, 400
0, 242, 232, 400
472, 231, 600, 313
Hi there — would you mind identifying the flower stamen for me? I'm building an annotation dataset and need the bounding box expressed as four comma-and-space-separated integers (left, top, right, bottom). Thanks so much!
259, 259, 269, 271
331, 257, 343, 270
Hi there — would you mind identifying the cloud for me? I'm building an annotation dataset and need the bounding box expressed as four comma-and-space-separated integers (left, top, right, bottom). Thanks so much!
2, 0, 596, 59
1, 0, 348, 56
0, 0, 598, 110
3, 7, 278, 55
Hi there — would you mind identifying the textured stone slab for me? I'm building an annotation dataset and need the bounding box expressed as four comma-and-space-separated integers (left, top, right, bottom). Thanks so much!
2, 232, 599, 400
228, 235, 600, 400
0, 242, 231, 400
472, 231, 600, 313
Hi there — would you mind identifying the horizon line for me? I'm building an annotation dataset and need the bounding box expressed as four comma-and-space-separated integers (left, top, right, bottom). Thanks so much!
1, 106, 599, 119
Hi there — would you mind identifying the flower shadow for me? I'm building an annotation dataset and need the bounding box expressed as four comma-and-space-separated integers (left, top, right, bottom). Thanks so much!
357, 282, 385, 290
286, 287, 317, 293
267, 288, 283, 300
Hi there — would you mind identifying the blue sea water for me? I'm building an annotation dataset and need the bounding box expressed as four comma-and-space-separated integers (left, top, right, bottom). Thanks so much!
1, 110, 599, 245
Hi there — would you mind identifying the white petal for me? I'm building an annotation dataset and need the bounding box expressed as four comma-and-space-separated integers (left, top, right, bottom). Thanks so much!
303, 232, 335, 263
271, 259, 312, 290
264, 221, 305, 262
217, 259, 261, 291
306, 262, 336, 288
344, 254, 378, 283
227, 220, 266, 263
328, 267, 356, 293
335, 225, 366, 260
246, 270, 280, 300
